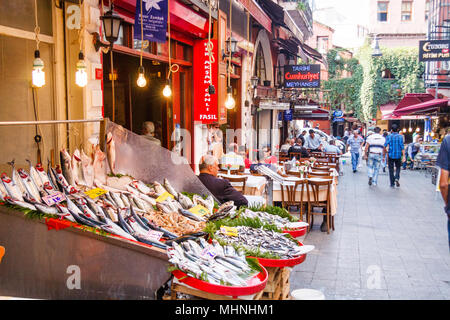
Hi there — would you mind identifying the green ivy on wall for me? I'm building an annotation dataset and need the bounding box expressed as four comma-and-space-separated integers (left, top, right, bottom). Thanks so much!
322, 41, 425, 122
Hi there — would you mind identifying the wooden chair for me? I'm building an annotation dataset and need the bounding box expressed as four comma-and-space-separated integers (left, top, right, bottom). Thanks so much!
279, 153, 290, 163
306, 179, 334, 234
308, 171, 332, 178
311, 166, 330, 172
280, 180, 308, 221
289, 152, 304, 160
286, 170, 303, 178
221, 175, 248, 194
311, 152, 324, 158
219, 168, 240, 175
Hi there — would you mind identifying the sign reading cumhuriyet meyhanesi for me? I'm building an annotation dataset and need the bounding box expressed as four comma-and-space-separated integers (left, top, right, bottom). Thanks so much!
134, 0, 168, 43
419, 40, 450, 62
284, 65, 320, 88
193, 39, 218, 123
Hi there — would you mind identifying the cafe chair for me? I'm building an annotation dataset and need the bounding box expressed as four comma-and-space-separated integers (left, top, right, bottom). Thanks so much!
280, 180, 308, 221
308, 171, 332, 178
289, 152, 304, 161
311, 152, 324, 158
306, 179, 334, 234
219, 168, 240, 175
221, 175, 248, 194
279, 153, 290, 163
286, 170, 303, 178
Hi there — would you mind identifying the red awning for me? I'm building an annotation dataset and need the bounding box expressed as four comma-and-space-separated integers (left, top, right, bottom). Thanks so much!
393, 98, 449, 116
293, 107, 329, 120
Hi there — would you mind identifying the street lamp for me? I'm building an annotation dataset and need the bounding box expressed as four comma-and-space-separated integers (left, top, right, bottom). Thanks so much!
250, 76, 259, 88
100, 4, 124, 47
223, 35, 238, 60
372, 36, 382, 57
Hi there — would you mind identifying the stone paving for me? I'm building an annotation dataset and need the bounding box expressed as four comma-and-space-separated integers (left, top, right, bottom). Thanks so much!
290, 157, 450, 300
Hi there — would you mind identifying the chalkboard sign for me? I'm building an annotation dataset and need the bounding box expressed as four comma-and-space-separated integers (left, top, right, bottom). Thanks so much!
419, 40, 450, 62
284, 65, 321, 88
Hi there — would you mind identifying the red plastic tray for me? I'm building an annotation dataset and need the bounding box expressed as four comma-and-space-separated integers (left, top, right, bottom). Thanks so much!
248, 240, 307, 268
282, 227, 307, 238
171, 265, 268, 297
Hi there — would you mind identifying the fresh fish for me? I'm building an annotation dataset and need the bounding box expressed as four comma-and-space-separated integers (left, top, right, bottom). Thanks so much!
106, 132, 116, 175
110, 192, 125, 208
80, 150, 94, 188
26, 159, 44, 194
100, 217, 137, 241
120, 193, 130, 208
7, 160, 27, 198
43, 181, 59, 195
129, 206, 150, 231
6, 198, 36, 211
46, 160, 60, 192
84, 197, 107, 222
60, 149, 75, 186
193, 195, 212, 215
0, 180, 9, 201
68, 207, 103, 228
204, 195, 215, 212
53, 165, 78, 194
163, 178, 179, 199
153, 181, 168, 195
178, 208, 206, 222
35, 163, 51, 186
55, 204, 76, 222
34, 202, 59, 215
74, 197, 99, 221
156, 202, 172, 214
126, 185, 157, 206
130, 180, 153, 195
117, 208, 134, 235
93, 145, 107, 185
1, 173, 24, 201
177, 193, 194, 210
17, 168, 41, 203
72, 149, 87, 186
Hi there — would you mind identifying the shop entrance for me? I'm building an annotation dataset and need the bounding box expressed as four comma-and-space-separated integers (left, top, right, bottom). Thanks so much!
103, 51, 169, 147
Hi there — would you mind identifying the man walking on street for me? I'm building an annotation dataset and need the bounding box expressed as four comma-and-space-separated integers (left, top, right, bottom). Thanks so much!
363, 127, 386, 186
384, 124, 405, 188
347, 130, 364, 173
436, 133, 450, 249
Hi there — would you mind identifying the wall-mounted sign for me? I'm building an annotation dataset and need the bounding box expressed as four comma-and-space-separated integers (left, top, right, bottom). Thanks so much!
134, 0, 168, 43
284, 65, 320, 88
193, 39, 218, 123
283, 109, 293, 121
419, 40, 450, 62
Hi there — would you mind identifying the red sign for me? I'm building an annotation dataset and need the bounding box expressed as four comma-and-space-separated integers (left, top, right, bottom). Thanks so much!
95, 68, 103, 80
193, 39, 218, 123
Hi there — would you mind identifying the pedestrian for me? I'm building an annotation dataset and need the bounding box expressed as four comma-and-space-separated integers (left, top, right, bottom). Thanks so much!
381, 130, 389, 172
363, 127, 386, 186
347, 130, 364, 173
384, 124, 405, 188
436, 133, 450, 249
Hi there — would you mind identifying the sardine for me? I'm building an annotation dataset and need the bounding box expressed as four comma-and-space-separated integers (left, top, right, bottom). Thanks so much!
106, 132, 116, 175
60, 149, 75, 186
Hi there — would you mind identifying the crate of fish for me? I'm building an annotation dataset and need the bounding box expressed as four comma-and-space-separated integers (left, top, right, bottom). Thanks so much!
167, 238, 268, 298
212, 225, 314, 268
238, 208, 308, 238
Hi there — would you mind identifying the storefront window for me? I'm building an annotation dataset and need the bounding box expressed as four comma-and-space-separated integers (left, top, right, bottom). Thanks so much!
254, 45, 266, 85
425, 0, 430, 21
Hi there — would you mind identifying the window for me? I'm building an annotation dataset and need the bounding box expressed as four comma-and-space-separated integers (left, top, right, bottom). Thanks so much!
317, 36, 328, 54
425, 0, 430, 20
401, 1, 412, 21
377, 2, 388, 22
254, 45, 266, 84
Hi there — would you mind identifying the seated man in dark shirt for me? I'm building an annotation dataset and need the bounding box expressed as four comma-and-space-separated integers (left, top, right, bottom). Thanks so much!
288, 138, 309, 160
197, 155, 248, 208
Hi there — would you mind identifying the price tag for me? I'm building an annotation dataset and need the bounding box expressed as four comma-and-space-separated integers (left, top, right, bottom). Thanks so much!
42, 192, 66, 206
220, 226, 238, 237
84, 188, 108, 199
188, 205, 209, 217
200, 245, 218, 260
155, 191, 175, 203
147, 230, 163, 242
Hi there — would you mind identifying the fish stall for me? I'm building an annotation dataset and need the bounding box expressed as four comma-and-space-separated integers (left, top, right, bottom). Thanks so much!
0, 120, 314, 300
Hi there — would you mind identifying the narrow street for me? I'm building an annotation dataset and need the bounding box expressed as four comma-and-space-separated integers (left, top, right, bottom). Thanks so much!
291, 158, 450, 300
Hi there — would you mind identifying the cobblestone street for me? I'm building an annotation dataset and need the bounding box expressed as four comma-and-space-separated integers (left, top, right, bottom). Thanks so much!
290, 158, 450, 300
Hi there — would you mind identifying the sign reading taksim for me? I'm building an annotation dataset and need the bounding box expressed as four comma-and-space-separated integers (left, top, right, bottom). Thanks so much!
284, 65, 321, 88
193, 39, 218, 123
419, 40, 450, 62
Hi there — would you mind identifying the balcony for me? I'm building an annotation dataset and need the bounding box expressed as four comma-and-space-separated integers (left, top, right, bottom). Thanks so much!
279, 0, 313, 40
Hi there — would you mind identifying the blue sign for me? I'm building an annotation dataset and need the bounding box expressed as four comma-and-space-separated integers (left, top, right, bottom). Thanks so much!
134, 0, 168, 43
333, 118, 345, 123
333, 110, 344, 118
284, 110, 293, 121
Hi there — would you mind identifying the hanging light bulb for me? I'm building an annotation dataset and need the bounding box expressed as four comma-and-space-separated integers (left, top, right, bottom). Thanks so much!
32, 50, 45, 87
431, 132, 435, 137
75, 51, 88, 87
408, 127, 412, 132
416, 127, 420, 132
136, 66, 147, 87
225, 86, 235, 110
163, 79, 172, 98
402, 128, 407, 133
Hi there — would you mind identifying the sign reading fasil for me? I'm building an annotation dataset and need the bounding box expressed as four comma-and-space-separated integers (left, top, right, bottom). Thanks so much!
193, 39, 219, 123
284, 65, 321, 88
419, 40, 450, 62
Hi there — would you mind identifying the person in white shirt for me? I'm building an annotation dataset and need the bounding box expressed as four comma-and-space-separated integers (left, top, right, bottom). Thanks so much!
220, 143, 245, 170
304, 129, 323, 152
323, 140, 342, 154
363, 127, 386, 186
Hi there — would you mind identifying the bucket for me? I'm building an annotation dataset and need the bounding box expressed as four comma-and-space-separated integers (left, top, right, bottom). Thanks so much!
291, 289, 325, 300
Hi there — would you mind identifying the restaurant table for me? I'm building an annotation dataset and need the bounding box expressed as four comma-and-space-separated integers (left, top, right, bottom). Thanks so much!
218, 173, 267, 196
278, 166, 339, 184
272, 177, 338, 216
